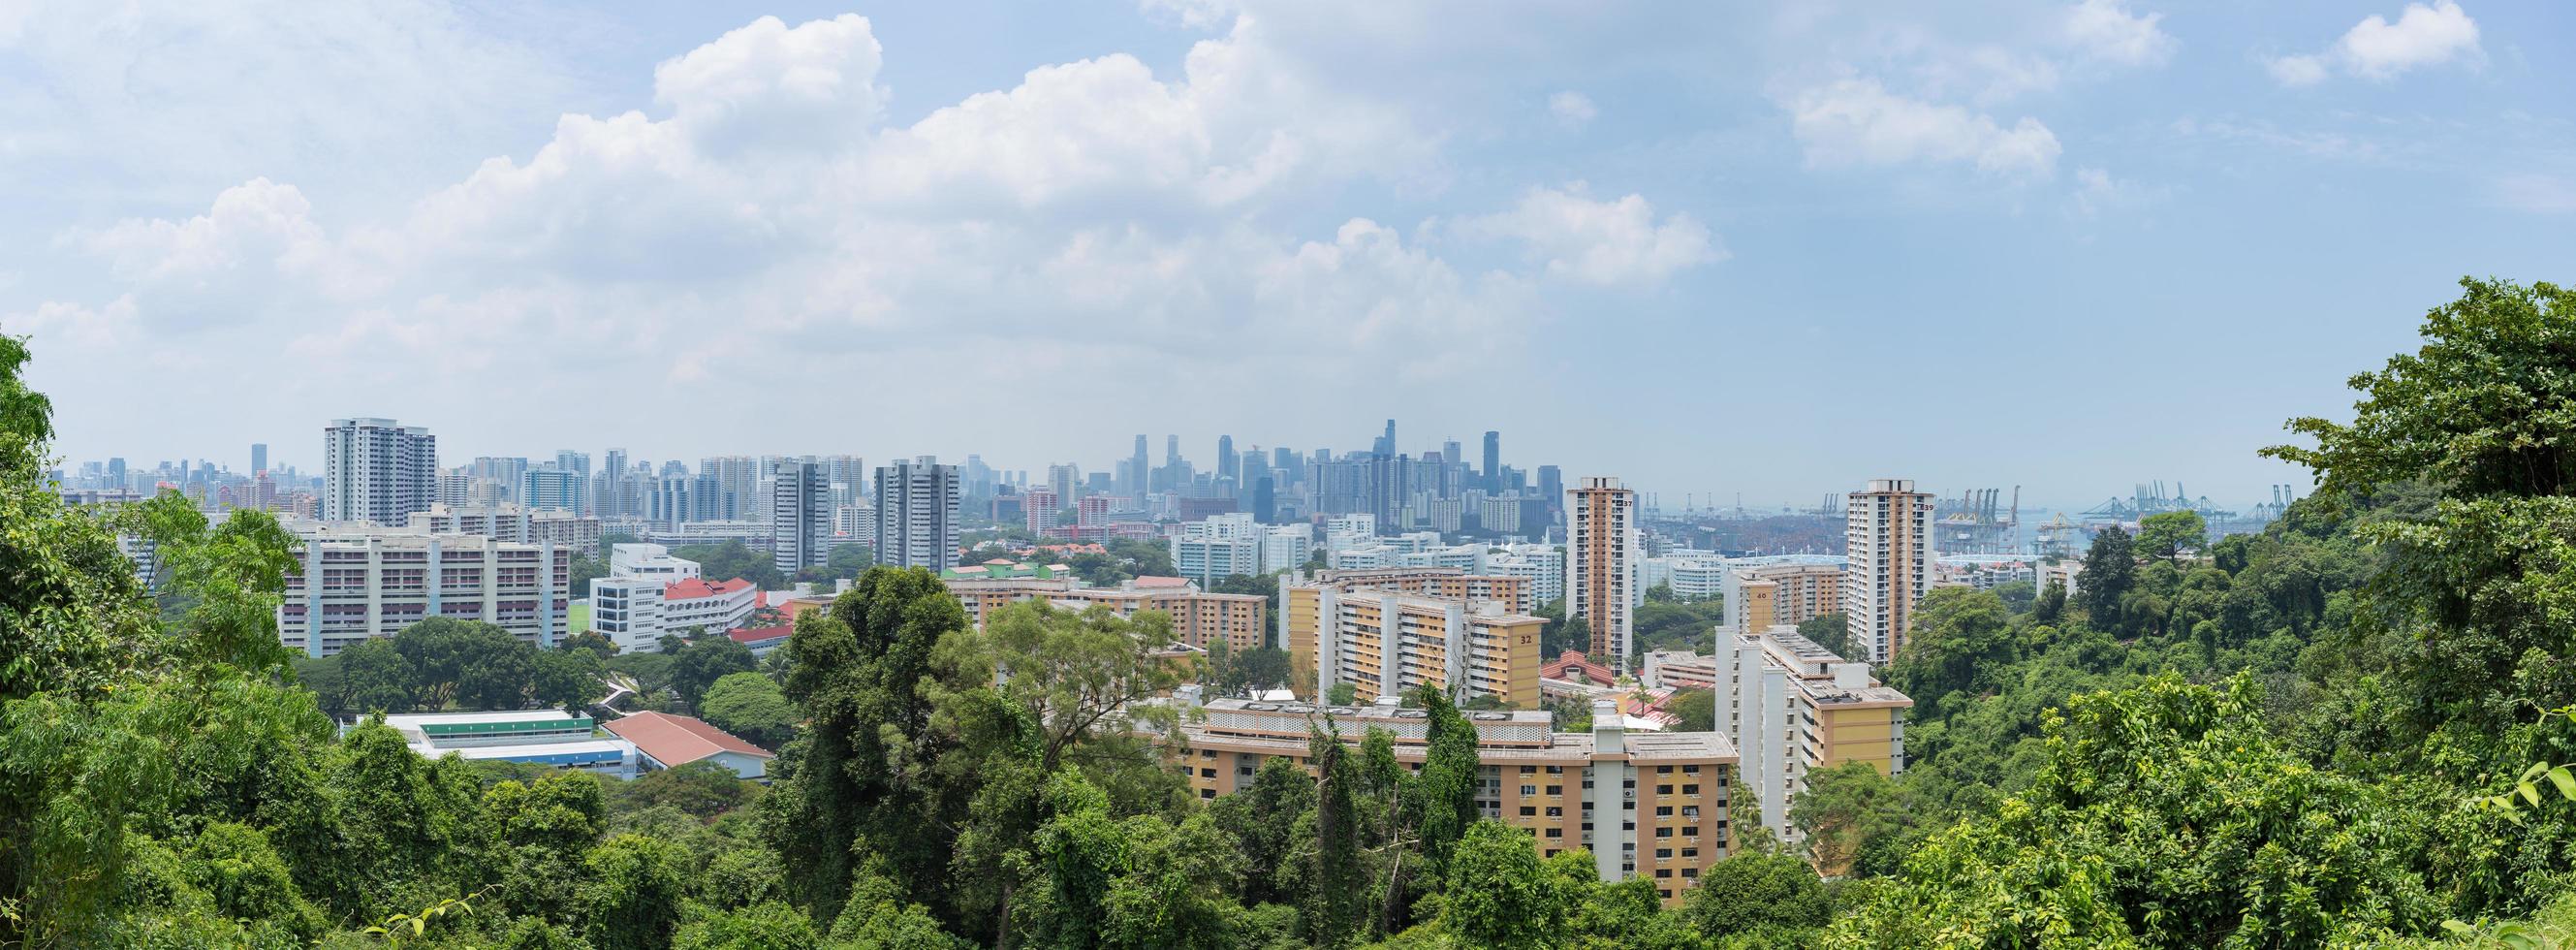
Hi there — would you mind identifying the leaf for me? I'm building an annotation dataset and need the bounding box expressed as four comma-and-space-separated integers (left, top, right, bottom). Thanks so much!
2521, 762, 2550, 783
2441, 919, 2476, 935
2519, 782, 2544, 807
410, 917, 425, 935
2549, 766, 2576, 801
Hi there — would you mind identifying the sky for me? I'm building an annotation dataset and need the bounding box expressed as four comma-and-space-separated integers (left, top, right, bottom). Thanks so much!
4, 0, 2572, 510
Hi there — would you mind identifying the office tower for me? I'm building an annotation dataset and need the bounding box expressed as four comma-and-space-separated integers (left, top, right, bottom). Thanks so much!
1252, 476, 1275, 522
1216, 435, 1237, 482
251, 443, 267, 476
1481, 431, 1499, 489
1845, 478, 1934, 663
1441, 438, 1461, 467
1128, 435, 1149, 495
769, 460, 831, 574
1166, 434, 1180, 466
1048, 463, 1081, 503
1566, 476, 1638, 669
522, 467, 587, 512
1374, 419, 1397, 456
874, 456, 960, 570
322, 418, 437, 525
1536, 465, 1564, 527
556, 450, 590, 478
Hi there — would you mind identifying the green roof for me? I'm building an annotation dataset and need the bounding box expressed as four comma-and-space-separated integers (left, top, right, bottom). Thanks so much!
419, 715, 592, 737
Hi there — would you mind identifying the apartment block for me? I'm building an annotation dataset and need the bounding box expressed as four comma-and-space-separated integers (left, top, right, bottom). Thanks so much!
1176, 698, 1736, 905
1286, 584, 1542, 708
277, 525, 570, 657
1567, 476, 1638, 671
1641, 625, 1911, 845
939, 568, 1269, 653
323, 417, 437, 525
1845, 478, 1934, 663
1721, 558, 1847, 635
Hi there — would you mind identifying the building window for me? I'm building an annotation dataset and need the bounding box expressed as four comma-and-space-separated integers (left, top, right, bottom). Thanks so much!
1655, 806, 1674, 817
1655, 827, 1674, 838
1657, 784, 1674, 795
1681, 847, 1698, 859
1520, 765, 1536, 775
1547, 828, 1563, 839
1546, 807, 1562, 818
1681, 868, 1699, 878
1655, 848, 1673, 859
1521, 784, 1537, 796
1657, 765, 1674, 774
1655, 870, 1673, 878
1520, 807, 1536, 816
1546, 784, 1561, 795
1201, 769, 1215, 778
1200, 788, 1214, 800
1681, 783, 1698, 795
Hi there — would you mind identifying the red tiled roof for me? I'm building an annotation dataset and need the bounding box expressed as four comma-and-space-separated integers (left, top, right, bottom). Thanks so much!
1540, 650, 1618, 684
604, 711, 774, 765
664, 577, 753, 601
726, 625, 792, 645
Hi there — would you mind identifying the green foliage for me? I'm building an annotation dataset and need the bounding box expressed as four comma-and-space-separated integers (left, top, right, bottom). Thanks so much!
2134, 510, 2208, 563
1666, 689, 1715, 732
669, 636, 758, 712
1436, 821, 1570, 948
1327, 681, 1360, 705
577, 834, 687, 948
1684, 844, 1830, 942
1789, 761, 1920, 879
670, 540, 787, 590
1406, 685, 1481, 879
2075, 526, 2134, 627
698, 671, 795, 750
1797, 612, 1855, 661
673, 901, 818, 950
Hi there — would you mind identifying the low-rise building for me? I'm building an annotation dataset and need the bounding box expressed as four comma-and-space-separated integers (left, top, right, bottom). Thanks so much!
590, 575, 760, 653
604, 711, 775, 780
1177, 697, 1736, 905
378, 710, 638, 779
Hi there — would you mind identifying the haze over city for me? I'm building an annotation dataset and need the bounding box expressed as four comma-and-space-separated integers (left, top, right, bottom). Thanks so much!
11, 1, 2575, 503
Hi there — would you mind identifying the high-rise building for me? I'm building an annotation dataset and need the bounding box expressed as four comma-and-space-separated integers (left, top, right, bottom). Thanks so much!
1375, 419, 1397, 456
1128, 434, 1149, 496
1567, 476, 1639, 670
1165, 434, 1180, 466
770, 460, 830, 574
1024, 489, 1060, 536
1481, 431, 1500, 490
1845, 478, 1934, 663
1722, 560, 1846, 634
1047, 463, 1082, 503
1536, 465, 1564, 528
1642, 626, 1910, 849
874, 456, 959, 570
251, 443, 268, 476
524, 467, 587, 512
322, 418, 437, 525
1217, 435, 1236, 481
276, 523, 566, 657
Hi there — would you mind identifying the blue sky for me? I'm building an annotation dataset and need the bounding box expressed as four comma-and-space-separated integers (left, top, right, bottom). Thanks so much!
4, 0, 2570, 509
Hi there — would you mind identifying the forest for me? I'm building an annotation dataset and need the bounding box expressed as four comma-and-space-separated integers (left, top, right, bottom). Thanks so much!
3, 277, 2576, 947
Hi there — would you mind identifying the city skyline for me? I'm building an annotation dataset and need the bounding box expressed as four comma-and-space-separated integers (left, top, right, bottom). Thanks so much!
10, 3, 2572, 499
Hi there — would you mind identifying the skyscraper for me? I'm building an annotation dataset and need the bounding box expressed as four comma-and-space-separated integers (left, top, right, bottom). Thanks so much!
1374, 419, 1397, 456
251, 442, 267, 476
1536, 465, 1564, 527
1566, 476, 1638, 670
771, 460, 831, 574
1166, 434, 1180, 466
322, 418, 436, 525
1441, 438, 1461, 467
1482, 431, 1500, 489
1845, 478, 1934, 664
1129, 434, 1149, 495
874, 456, 960, 570
1217, 435, 1236, 481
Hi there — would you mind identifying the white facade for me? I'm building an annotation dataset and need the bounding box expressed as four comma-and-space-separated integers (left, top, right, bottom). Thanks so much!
1845, 478, 1934, 663
874, 456, 960, 570
1484, 544, 1565, 607
609, 543, 700, 580
277, 525, 567, 657
323, 417, 437, 525
1259, 525, 1312, 575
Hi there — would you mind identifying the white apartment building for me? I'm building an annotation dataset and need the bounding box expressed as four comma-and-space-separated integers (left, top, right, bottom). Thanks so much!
1567, 476, 1639, 669
407, 503, 601, 550
1260, 524, 1313, 575
1845, 478, 1934, 663
1485, 543, 1565, 608
1172, 514, 1262, 586
609, 542, 701, 580
323, 418, 437, 525
1643, 626, 1911, 845
277, 525, 568, 657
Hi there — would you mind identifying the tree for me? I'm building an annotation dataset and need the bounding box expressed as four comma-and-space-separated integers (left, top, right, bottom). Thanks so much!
611, 760, 754, 818
1789, 761, 1919, 878
2074, 526, 2134, 627
2134, 510, 2207, 563
1666, 688, 1715, 732
2031, 578, 2067, 625
531, 647, 607, 713
670, 635, 758, 712
579, 833, 689, 948
1436, 821, 1569, 949
1797, 612, 1856, 660
1327, 681, 1359, 705
672, 540, 787, 590
941, 600, 1181, 773
700, 671, 796, 750
1406, 685, 1480, 879
759, 566, 972, 927
1683, 845, 1830, 941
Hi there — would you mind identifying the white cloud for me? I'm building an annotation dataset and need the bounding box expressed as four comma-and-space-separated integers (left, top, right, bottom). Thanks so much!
1549, 91, 1598, 127
1782, 78, 2060, 177
2063, 0, 2177, 67
2069, 167, 2168, 216
10, 9, 1710, 420
1455, 185, 1720, 285
2268, 1, 2481, 85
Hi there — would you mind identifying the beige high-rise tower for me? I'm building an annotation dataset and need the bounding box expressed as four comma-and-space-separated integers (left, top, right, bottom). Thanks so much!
1844, 478, 1934, 663
1566, 476, 1638, 671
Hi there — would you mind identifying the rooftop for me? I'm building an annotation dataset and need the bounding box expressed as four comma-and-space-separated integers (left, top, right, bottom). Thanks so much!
605, 711, 774, 766
665, 577, 754, 601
